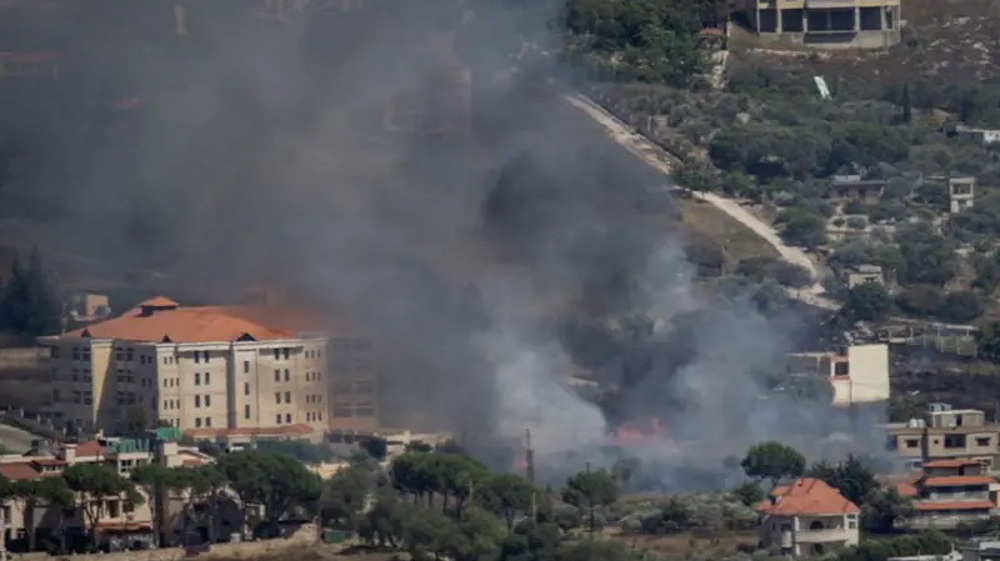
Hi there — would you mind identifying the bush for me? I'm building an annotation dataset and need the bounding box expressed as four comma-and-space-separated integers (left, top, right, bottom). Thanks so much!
895, 286, 946, 317
844, 283, 893, 322
778, 208, 828, 248
942, 290, 984, 322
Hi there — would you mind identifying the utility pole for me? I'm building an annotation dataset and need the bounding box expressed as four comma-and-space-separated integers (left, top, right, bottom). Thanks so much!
526, 429, 537, 523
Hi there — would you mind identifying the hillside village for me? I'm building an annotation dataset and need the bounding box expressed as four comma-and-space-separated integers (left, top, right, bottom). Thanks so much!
2, 1, 1000, 561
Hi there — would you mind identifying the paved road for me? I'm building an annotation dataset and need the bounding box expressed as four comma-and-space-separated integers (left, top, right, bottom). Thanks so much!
0, 422, 39, 453
564, 93, 838, 310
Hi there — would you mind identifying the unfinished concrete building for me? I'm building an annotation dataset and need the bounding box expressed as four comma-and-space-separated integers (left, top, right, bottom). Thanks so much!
744, 0, 901, 49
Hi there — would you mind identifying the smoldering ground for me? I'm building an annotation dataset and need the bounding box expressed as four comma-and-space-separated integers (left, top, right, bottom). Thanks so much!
0, 0, 885, 485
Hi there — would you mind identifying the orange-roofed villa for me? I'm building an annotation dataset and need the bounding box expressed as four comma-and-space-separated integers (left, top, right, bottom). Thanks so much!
37, 296, 378, 440
895, 459, 1000, 529
756, 478, 860, 556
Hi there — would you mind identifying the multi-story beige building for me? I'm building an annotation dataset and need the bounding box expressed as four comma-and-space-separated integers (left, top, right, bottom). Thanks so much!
38, 296, 378, 440
886, 405, 1000, 472
744, 0, 901, 49
895, 459, 999, 530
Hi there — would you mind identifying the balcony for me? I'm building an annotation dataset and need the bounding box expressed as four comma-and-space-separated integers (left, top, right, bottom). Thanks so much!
806, 0, 857, 7
796, 528, 854, 543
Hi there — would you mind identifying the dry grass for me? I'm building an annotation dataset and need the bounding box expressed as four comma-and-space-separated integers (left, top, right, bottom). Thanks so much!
606, 531, 758, 559
678, 198, 780, 263
204, 544, 397, 561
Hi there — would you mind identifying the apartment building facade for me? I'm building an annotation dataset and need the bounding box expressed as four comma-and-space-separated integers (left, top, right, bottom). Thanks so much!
886, 405, 1000, 472
757, 478, 860, 556
744, 0, 901, 49
895, 459, 999, 530
0, 431, 219, 551
38, 297, 378, 440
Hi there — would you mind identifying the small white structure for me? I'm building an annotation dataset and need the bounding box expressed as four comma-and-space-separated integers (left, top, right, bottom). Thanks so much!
757, 478, 861, 557
786, 344, 890, 407
845, 264, 885, 289
955, 125, 1000, 147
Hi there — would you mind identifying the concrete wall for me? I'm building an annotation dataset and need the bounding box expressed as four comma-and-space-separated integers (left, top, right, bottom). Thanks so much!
845, 344, 890, 403
49, 523, 318, 561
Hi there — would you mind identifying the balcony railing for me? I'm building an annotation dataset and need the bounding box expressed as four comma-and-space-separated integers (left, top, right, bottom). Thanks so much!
796, 528, 853, 543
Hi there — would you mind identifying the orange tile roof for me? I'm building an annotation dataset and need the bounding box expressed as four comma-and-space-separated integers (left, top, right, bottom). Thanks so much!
0, 462, 41, 480
136, 296, 179, 308
62, 298, 324, 343
184, 423, 313, 439
758, 478, 860, 516
896, 481, 919, 497
771, 484, 790, 497
74, 441, 106, 457
924, 459, 982, 468
923, 475, 995, 487
914, 500, 995, 512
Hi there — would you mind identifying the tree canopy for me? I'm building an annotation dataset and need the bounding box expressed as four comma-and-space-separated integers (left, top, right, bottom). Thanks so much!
740, 441, 806, 486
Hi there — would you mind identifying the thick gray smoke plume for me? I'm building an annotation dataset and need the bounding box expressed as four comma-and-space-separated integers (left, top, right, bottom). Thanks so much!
0, 0, 884, 486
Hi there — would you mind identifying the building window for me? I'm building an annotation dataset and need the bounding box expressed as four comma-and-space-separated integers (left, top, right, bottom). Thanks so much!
334, 381, 352, 394
202, 351, 209, 363
195, 395, 201, 408
195, 372, 201, 386
283, 348, 290, 360
205, 395, 211, 407
285, 413, 291, 423
944, 434, 967, 449
355, 405, 375, 417
126, 349, 134, 362
355, 380, 373, 394
275, 392, 281, 404
194, 352, 200, 364
205, 417, 212, 427
274, 349, 280, 360
195, 418, 202, 428
274, 369, 280, 382
276, 414, 282, 425
333, 405, 352, 417
243, 360, 250, 374
244, 382, 250, 396
284, 391, 291, 403
245, 405, 251, 420
205, 372, 211, 385
904, 439, 919, 448
284, 369, 290, 382
977, 437, 991, 447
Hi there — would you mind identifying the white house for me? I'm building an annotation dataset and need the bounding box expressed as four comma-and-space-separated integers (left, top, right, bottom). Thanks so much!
757, 478, 861, 557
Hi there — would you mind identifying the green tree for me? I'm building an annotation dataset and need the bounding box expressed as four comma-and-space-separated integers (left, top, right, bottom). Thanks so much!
674, 158, 717, 193
977, 320, 1000, 362
477, 474, 536, 529
442, 506, 508, 561
36, 476, 73, 553
942, 290, 984, 322
63, 463, 142, 547
844, 282, 894, 322
732, 481, 766, 507
740, 441, 805, 486
806, 455, 879, 506
860, 487, 914, 534
896, 225, 956, 286
321, 464, 375, 529
778, 208, 828, 248
216, 451, 321, 536
360, 437, 388, 461
562, 469, 618, 537
170, 464, 226, 543
130, 463, 175, 547
0, 249, 61, 343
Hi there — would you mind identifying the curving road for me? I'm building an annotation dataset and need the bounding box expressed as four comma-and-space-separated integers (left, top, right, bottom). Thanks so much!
564, 93, 838, 310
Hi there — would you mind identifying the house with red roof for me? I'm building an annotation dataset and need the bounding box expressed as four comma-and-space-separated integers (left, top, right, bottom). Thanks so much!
37, 296, 378, 440
756, 478, 860, 556
895, 459, 999, 529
